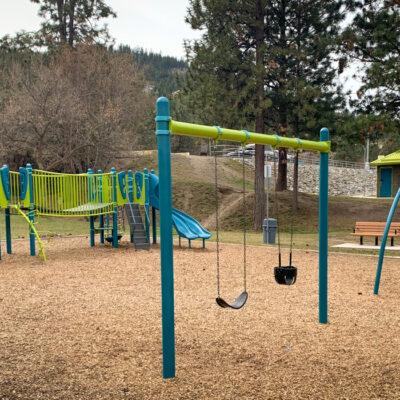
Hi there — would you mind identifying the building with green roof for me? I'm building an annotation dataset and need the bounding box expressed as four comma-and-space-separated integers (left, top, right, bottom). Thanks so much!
371, 150, 400, 197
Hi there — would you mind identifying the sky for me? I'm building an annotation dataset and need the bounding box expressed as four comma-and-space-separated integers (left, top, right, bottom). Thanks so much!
0, 1, 360, 94
0, 0, 201, 58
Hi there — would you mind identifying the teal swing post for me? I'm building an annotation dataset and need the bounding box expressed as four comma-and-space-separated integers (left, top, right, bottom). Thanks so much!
155, 97, 176, 379
155, 96, 330, 379
373, 188, 400, 295
318, 128, 330, 324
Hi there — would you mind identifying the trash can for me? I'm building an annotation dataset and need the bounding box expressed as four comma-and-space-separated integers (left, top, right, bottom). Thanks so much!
263, 218, 277, 244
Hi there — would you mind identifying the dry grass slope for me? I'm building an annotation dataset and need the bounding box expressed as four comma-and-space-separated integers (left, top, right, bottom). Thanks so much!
119, 152, 400, 233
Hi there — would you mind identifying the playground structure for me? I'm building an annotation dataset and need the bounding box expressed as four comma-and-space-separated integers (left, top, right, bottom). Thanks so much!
155, 96, 330, 379
0, 165, 211, 261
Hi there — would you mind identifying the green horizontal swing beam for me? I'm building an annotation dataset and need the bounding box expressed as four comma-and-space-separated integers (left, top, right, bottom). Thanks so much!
170, 120, 331, 153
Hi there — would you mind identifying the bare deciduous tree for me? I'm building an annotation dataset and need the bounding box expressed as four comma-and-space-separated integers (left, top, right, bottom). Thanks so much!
0, 45, 153, 171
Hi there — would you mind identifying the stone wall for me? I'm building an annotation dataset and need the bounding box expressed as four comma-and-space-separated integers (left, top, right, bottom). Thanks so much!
266, 163, 377, 197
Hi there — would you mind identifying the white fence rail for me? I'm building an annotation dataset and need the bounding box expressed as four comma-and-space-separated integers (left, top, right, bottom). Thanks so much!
210, 144, 367, 170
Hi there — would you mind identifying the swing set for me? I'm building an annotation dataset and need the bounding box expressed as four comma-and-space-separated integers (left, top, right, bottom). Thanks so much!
155, 97, 330, 379
212, 135, 297, 310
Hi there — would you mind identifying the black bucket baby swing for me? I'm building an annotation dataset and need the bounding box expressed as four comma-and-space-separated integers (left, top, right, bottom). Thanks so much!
272, 147, 297, 286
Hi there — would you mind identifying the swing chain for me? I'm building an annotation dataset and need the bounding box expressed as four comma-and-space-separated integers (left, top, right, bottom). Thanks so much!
273, 146, 296, 267
241, 141, 247, 292
273, 147, 282, 265
213, 140, 221, 298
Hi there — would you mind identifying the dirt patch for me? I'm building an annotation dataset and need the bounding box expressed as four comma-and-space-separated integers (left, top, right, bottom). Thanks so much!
0, 238, 399, 399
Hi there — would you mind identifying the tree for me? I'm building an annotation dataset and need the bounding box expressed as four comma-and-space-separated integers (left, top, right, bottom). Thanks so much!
184, 0, 270, 229
343, 1, 400, 118
183, 0, 353, 228
262, 0, 352, 192
0, 46, 153, 171
0, 0, 116, 50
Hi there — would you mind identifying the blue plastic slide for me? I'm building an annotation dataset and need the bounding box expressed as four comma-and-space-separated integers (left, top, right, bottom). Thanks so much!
148, 173, 211, 241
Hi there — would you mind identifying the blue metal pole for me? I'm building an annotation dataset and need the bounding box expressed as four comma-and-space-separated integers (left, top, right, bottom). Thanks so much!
156, 97, 175, 379
88, 169, 95, 247
318, 128, 329, 324
374, 188, 400, 295
144, 168, 150, 243
98, 169, 105, 244
111, 167, 119, 248
27, 164, 36, 256
5, 207, 11, 254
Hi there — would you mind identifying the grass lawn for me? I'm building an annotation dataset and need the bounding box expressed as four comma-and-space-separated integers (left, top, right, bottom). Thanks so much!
1, 212, 397, 258
0, 214, 88, 239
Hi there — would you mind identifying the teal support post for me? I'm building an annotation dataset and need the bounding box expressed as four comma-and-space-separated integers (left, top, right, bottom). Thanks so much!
156, 97, 175, 379
111, 167, 119, 248
144, 168, 150, 243
98, 169, 105, 244
152, 207, 157, 244
27, 164, 36, 256
151, 169, 157, 244
374, 188, 400, 295
2, 165, 12, 254
88, 169, 95, 247
5, 207, 12, 254
318, 128, 329, 324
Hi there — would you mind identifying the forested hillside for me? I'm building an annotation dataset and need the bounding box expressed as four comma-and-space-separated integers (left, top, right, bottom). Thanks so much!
114, 45, 187, 96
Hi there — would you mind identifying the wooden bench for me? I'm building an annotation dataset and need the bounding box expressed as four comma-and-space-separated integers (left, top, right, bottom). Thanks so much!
352, 222, 400, 246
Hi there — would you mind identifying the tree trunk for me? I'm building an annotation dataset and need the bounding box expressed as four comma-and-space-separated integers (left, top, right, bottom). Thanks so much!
276, 0, 288, 192
276, 147, 287, 191
253, 0, 267, 230
57, 0, 67, 43
68, 0, 76, 47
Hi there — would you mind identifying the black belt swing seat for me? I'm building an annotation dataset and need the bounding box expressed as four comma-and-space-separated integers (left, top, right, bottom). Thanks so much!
216, 291, 249, 309
213, 129, 248, 310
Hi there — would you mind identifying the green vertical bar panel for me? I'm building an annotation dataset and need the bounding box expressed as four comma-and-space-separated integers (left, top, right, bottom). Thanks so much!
27, 164, 36, 256
144, 168, 150, 242
374, 188, 400, 295
318, 128, 329, 324
5, 207, 12, 254
156, 97, 175, 379
88, 169, 95, 247
111, 167, 119, 248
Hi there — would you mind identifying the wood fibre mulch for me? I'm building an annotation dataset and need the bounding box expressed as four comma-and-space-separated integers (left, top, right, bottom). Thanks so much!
0, 237, 399, 400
